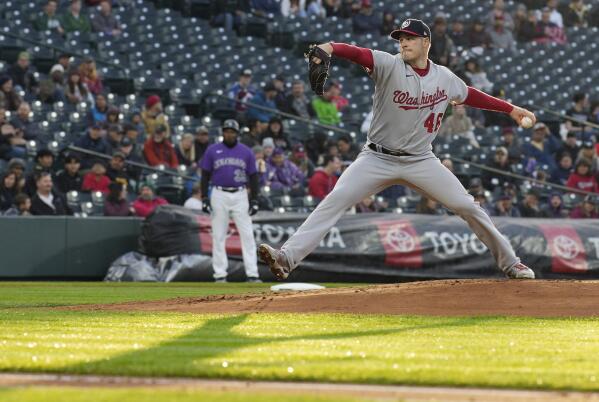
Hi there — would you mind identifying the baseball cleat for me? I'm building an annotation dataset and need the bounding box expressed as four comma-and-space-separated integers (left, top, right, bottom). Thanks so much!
258, 244, 291, 280
504, 263, 535, 279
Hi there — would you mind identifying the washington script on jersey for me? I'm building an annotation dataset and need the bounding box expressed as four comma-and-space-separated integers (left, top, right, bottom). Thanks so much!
214, 157, 247, 170
393, 87, 448, 110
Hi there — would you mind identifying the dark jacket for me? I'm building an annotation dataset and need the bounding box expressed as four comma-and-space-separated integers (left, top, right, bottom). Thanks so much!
104, 199, 131, 216
30, 191, 70, 215
8, 64, 37, 93
74, 134, 109, 167
54, 170, 83, 194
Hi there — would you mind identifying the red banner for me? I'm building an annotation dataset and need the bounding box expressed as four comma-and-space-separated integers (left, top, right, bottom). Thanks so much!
539, 224, 588, 273
375, 219, 423, 268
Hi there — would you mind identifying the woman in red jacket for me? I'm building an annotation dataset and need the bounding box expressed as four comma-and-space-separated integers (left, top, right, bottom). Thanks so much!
566, 158, 599, 194
82, 160, 111, 194
143, 125, 179, 168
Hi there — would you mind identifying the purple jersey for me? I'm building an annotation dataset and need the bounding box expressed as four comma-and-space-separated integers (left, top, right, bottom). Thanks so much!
201, 142, 257, 187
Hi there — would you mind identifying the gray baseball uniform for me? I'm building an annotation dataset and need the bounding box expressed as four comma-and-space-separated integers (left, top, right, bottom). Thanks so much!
279, 50, 520, 273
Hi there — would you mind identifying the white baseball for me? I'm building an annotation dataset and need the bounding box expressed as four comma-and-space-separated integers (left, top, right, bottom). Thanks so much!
521, 116, 533, 129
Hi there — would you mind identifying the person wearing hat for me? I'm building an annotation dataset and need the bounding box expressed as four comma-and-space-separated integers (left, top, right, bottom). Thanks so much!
74, 122, 109, 168
141, 95, 170, 138
34, 0, 64, 34
492, 193, 521, 217
541, 192, 567, 218
570, 195, 599, 219
24, 149, 55, 196
566, 158, 599, 194
132, 182, 168, 218
104, 182, 133, 217
54, 154, 83, 194
246, 83, 278, 123
118, 136, 143, 181
519, 189, 543, 217
227, 69, 256, 114
264, 147, 305, 194
287, 144, 314, 179
498, 126, 523, 163
106, 151, 131, 187
143, 124, 178, 168
60, 0, 91, 34
200, 119, 261, 282
522, 121, 558, 172
428, 14, 457, 67
482, 146, 513, 190
352, 0, 380, 35
194, 126, 211, 163
311, 82, 341, 125
105, 124, 124, 155
8, 51, 38, 94
0, 76, 22, 112
260, 18, 538, 281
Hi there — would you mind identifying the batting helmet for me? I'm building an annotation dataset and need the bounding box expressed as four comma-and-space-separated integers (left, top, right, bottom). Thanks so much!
222, 119, 240, 133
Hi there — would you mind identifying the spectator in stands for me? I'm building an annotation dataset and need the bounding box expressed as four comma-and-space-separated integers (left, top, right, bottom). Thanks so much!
416, 196, 445, 215
542, 192, 567, 218
337, 135, 359, 161
308, 154, 341, 201
75, 123, 109, 168
211, 0, 250, 31
175, 133, 196, 168
0, 171, 19, 212
24, 149, 55, 196
306, 131, 328, 165
54, 154, 82, 194
271, 75, 287, 111
87, 94, 109, 126
281, 0, 307, 17
263, 117, 290, 150
306, 0, 326, 18
118, 137, 143, 181
251, 0, 281, 16
381, 10, 395, 36
264, 147, 305, 194
448, 19, 468, 48
30, 172, 70, 216
463, 59, 493, 93
34, 0, 64, 34
513, 4, 528, 37
61, 0, 91, 33
0, 76, 22, 111
487, 0, 515, 32
183, 181, 203, 211
559, 132, 580, 162
194, 126, 210, 163
535, 7, 566, 44
106, 107, 121, 129
498, 127, 523, 163
143, 125, 178, 168
106, 151, 131, 187
82, 160, 110, 194
142, 95, 170, 138
577, 141, 598, 172
522, 122, 558, 172
39, 64, 66, 104
323, 0, 342, 17
472, 191, 492, 215
246, 83, 278, 123
429, 15, 457, 68
283, 80, 315, 119
252, 145, 268, 185
553, 153, 574, 185
438, 104, 479, 148
130, 110, 145, 137
11, 103, 40, 141
489, 16, 516, 51
263, 137, 275, 160
0, 121, 24, 160
228, 69, 255, 116
132, 183, 168, 218
570, 195, 598, 218
123, 123, 141, 146
8, 52, 37, 95
352, 0, 380, 35
104, 182, 133, 216
516, 9, 540, 42
3, 193, 31, 216
7, 158, 26, 189
519, 189, 543, 217
329, 82, 349, 112
492, 193, 521, 217
565, 93, 591, 139
564, 0, 591, 27
312, 83, 340, 126
91, 0, 122, 37
288, 144, 314, 180
566, 158, 598, 194
468, 20, 492, 50
546, 0, 564, 28
65, 69, 93, 105
79, 58, 103, 95
468, 177, 485, 196
58, 53, 72, 72
241, 120, 266, 147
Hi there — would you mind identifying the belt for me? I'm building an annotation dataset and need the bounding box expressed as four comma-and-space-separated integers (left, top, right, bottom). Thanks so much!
368, 142, 413, 157
215, 186, 245, 193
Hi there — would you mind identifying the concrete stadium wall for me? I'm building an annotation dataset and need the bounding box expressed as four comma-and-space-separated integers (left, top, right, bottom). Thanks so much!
0, 217, 142, 279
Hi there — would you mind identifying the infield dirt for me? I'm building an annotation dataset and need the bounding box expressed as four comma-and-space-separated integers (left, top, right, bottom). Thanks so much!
66, 279, 599, 318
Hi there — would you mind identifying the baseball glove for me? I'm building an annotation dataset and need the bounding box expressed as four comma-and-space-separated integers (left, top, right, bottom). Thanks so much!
305, 44, 331, 96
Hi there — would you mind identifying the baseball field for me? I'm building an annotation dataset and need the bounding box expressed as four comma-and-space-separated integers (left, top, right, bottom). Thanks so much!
1, 280, 599, 401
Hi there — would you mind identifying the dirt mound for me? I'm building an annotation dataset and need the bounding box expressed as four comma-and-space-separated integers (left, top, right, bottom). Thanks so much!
68, 280, 599, 318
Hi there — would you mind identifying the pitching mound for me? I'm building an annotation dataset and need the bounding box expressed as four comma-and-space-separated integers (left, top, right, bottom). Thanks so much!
71, 280, 599, 318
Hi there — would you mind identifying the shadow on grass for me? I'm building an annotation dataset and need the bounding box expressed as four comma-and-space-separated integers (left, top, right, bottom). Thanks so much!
64, 314, 499, 379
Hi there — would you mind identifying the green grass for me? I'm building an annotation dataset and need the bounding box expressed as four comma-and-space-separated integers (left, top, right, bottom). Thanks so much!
1, 310, 599, 391
0, 387, 375, 402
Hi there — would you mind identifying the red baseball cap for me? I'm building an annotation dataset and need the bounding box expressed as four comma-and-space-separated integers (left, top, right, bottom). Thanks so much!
390, 19, 431, 41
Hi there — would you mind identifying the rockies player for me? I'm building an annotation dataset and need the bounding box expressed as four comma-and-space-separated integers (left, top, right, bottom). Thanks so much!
201, 119, 261, 282
259, 19, 536, 280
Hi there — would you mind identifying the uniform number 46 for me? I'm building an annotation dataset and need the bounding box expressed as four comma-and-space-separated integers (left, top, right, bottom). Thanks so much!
424, 112, 444, 134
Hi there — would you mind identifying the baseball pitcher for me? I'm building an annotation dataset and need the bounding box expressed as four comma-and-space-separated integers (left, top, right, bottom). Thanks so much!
259, 19, 536, 280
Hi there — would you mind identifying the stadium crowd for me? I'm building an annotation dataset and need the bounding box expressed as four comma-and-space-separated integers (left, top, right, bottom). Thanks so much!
0, 0, 598, 219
